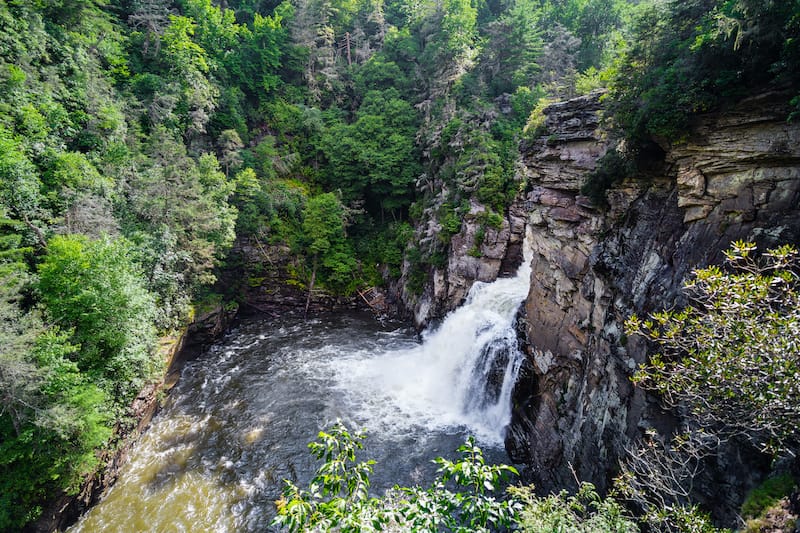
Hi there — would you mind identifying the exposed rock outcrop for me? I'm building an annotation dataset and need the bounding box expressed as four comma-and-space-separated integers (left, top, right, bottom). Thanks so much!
506, 90, 800, 519
396, 198, 528, 327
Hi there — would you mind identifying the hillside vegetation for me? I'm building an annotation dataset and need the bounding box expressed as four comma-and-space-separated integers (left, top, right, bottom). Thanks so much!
0, 0, 798, 529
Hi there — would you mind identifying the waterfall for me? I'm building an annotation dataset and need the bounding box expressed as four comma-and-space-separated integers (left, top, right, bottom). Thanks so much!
329, 229, 533, 444
68, 232, 534, 532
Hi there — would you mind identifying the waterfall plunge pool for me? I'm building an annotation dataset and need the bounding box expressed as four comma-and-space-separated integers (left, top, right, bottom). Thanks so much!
71, 238, 533, 532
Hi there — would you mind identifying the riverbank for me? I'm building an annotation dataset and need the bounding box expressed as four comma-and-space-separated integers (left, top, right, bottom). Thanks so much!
33, 280, 394, 532
28, 305, 238, 533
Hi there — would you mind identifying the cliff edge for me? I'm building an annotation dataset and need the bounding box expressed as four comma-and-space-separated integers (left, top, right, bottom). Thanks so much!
506, 90, 800, 518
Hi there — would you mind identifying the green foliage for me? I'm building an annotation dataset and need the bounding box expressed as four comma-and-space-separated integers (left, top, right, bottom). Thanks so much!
645, 504, 725, 533
511, 483, 639, 532
440, 206, 463, 237
274, 422, 521, 533
477, 210, 504, 230
441, 0, 478, 60
301, 193, 360, 293
302, 193, 346, 257
234, 177, 307, 239
479, 0, 543, 95
621, 242, 800, 531
276, 424, 705, 533
574, 67, 607, 95
740, 474, 797, 520
436, 118, 519, 215
274, 423, 378, 532
123, 127, 237, 294
580, 147, 637, 207
470, 226, 486, 257
37, 235, 158, 403
607, 0, 800, 144
319, 88, 421, 217
0, 126, 46, 246
626, 242, 800, 455
0, 265, 113, 530
8, 0, 796, 525
356, 221, 414, 280
523, 97, 555, 139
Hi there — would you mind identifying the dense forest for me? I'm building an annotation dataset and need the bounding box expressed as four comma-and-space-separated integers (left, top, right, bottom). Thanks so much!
0, 0, 798, 529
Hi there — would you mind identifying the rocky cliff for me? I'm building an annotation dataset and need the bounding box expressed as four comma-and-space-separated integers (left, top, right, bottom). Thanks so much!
505, 90, 800, 515
396, 197, 529, 326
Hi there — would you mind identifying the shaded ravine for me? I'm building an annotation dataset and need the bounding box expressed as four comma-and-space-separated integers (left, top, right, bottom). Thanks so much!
70, 231, 533, 532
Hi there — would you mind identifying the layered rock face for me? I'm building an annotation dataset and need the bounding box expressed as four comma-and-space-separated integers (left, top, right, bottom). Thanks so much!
402, 199, 528, 326
507, 91, 800, 507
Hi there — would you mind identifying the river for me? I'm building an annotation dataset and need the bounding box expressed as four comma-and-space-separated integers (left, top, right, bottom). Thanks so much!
70, 237, 532, 532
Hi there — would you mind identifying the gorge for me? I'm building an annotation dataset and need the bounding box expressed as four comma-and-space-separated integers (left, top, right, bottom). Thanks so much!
2, 0, 799, 530
70, 88, 800, 531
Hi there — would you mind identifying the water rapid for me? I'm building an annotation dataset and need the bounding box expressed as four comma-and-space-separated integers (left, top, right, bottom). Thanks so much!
328, 233, 533, 445
70, 232, 533, 532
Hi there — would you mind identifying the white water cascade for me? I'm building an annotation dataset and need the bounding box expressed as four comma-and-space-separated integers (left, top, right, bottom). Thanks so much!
329, 228, 534, 445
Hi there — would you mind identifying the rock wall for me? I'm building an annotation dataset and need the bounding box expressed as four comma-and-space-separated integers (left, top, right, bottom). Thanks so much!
399, 198, 528, 326
506, 91, 800, 512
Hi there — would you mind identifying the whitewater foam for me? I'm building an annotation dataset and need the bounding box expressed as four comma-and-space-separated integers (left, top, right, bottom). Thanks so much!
328, 228, 533, 445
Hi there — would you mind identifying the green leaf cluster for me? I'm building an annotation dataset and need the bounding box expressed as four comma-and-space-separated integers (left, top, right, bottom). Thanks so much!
740, 474, 797, 520
0, 265, 112, 530
274, 422, 521, 532
37, 235, 159, 402
274, 423, 662, 533
627, 242, 800, 455
606, 0, 800, 144
511, 482, 639, 532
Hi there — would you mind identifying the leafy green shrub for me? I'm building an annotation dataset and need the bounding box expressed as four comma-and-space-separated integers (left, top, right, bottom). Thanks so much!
440, 207, 462, 236
523, 97, 555, 139
477, 210, 504, 230
575, 67, 607, 95
475, 165, 511, 213
37, 235, 159, 403
273, 422, 520, 533
511, 483, 639, 532
361, 222, 414, 279
510, 85, 542, 123
276, 424, 709, 533
627, 242, 800, 455
0, 267, 113, 530
436, 202, 469, 247
471, 225, 486, 256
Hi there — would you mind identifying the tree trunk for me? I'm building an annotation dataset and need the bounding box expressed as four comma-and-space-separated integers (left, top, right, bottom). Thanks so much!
304, 254, 318, 319
17, 209, 47, 249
